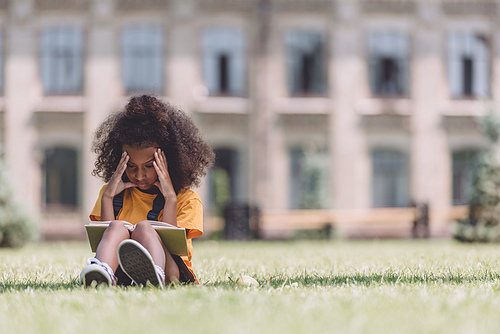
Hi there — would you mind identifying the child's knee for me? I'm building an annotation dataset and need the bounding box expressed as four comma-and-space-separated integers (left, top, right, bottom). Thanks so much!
131, 221, 156, 239
107, 220, 129, 235
134, 221, 155, 233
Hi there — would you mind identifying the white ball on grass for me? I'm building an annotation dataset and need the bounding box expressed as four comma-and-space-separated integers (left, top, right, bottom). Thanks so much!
236, 275, 259, 287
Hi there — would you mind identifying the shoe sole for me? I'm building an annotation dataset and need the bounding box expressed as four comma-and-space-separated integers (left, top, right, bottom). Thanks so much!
118, 240, 161, 287
80, 265, 111, 287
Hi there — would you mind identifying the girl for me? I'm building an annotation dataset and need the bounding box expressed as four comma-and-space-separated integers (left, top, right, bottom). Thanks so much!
80, 95, 214, 287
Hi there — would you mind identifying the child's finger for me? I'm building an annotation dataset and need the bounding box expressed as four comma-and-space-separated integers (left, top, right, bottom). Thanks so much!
118, 151, 127, 166
161, 150, 169, 169
155, 149, 163, 162
116, 155, 129, 176
155, 151, 167, 170
153, 161, 164, 178
156, 149, 168, 170
116, 152, 127, 170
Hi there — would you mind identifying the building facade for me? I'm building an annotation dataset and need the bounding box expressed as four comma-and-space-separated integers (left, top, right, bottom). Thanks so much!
0, 0, 496, 238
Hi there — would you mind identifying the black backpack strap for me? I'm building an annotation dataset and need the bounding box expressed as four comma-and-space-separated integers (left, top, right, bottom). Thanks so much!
113, 191, 125, 219
147, 193, 165, 221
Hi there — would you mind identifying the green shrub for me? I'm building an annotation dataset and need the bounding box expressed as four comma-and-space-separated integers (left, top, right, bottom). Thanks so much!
0, 203, 37, 247
455, 108, 500, 242
0, 154, 38, 247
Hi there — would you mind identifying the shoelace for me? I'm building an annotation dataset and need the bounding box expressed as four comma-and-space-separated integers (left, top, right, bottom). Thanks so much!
87, 257, 117, 283
155, 265, 166, 284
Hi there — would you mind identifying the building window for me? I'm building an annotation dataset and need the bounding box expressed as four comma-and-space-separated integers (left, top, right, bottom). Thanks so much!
201, 27, 246, 96
289, 148, 329, 209
452, 150, 480, 205
0, 30, 3, 95
371, 150, 409, 208
285, 30, 327, 96
40, 27, 83, 95
448, 32, 490, 99
368, 31, 409, 97
43, 147, 79, 211
121, 25, 164, 94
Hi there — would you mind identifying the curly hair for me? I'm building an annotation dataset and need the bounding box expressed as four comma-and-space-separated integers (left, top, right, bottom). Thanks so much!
92, 95, 215, 194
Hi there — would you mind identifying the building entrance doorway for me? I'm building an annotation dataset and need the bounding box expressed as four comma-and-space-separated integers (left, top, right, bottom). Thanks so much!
209, 148, 239, 215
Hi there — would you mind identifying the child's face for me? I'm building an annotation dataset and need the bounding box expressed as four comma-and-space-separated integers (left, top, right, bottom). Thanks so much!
122, 145, 159, 191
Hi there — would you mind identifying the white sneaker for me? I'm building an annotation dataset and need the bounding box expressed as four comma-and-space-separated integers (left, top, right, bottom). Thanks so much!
79, 258, 117, 287
117, 239, 165, 288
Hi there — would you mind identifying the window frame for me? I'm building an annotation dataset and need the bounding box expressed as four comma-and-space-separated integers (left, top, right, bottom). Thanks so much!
40, 26, 84, 96
447, 32, 490, 99
367, 30, 410, 98
201, 26, 247, 97
121, 24, 165, 95
0, 29, 4, 95
452, 150, 481, 206
285, 29, 328, 97
288, 147, 329, 210
371, 149, 410, 208
42, 146, 80, 211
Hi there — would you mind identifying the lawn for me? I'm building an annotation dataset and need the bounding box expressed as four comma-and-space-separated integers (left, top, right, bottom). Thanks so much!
2, 239, 500, 333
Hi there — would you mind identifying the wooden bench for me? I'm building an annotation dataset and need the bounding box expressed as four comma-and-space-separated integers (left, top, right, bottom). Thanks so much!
259, 206, 469, 238
259, 210, 333, 238
333, 207, 419, 238
203, 211, 332, 239
203, 205, 470, 239
258, 208, 416, 239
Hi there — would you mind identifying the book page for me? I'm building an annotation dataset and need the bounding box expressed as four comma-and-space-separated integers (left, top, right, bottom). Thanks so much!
88, 221, 134, 230
84, 222, 188, 256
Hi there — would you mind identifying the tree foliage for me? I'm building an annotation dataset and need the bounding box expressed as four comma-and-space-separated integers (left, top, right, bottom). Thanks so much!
0, 153, 38, 247
455, 108, 500, 242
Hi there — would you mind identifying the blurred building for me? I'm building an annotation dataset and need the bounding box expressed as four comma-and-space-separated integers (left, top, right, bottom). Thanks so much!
0, 0, 496, 238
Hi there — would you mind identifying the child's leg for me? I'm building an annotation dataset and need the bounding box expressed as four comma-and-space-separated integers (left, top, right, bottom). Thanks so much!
96, 220, 130, 271
131, 221, 180, 283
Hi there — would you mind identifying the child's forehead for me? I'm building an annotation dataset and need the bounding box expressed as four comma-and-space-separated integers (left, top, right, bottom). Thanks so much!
122, 144, 158, 163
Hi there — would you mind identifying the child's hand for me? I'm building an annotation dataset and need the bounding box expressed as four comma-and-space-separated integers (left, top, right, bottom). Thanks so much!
153, 149, 176, 199
103, 152, 134, 199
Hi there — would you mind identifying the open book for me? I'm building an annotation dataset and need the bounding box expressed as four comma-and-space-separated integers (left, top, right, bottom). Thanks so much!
85, 221, 189, 256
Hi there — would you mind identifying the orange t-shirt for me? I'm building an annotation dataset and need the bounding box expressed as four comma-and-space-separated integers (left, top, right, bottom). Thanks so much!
90, 185, 203, 274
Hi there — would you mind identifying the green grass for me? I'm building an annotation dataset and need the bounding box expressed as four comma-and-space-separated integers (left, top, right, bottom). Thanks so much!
2, 240, 500, 333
